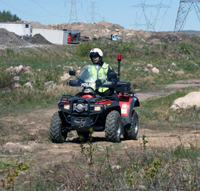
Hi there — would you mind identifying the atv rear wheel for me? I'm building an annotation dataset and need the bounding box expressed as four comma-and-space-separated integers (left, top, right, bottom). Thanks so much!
105, 110, 122, 143
124, 111, 139, 140
50, 112, 67, 143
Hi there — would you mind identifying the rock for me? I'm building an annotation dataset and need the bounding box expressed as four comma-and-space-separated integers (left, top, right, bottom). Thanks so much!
144, 67, 149, 72
64, 66, 73, 70
24, 82, 33, 88
170, 91, 200, 111
2, 142, 38, 153
152, 67, 159, 74
61, 73, 70, 81
15, 65, 24, 74
11, 82, 21, 88
77, 69, 81, 74
13, 76, 20, 82
6, 66, 14, 72
6, 65, 24, 74
147, 63, 153, 68
171, 63, 176, 66
45, 81, 54, 87
173, 70, 184, 76
24, 66, 33, 75
111, 165, 121, 170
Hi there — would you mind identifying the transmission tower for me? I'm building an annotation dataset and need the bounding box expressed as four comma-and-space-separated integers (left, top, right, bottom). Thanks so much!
69, 0, 78, 23
133, 12, 146, 30
174, 0, 200, 32
88, 1, 99, 22
132, 1, 169, 31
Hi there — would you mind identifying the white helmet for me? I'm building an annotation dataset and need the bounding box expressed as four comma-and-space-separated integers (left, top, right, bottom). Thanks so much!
89, 48, 103, 58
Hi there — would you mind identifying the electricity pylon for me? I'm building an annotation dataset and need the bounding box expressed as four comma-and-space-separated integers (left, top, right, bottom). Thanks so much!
132, 1, 169, 31
69, 0, 78, 23
174, 0, 200, 32
88, 1, 99, 22
133, 12, 146, 30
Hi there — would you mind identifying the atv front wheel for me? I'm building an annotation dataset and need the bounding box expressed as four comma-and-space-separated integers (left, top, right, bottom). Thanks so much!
124, 111, 139, 140
50, 112, 67, 143
105, 110, 122, 143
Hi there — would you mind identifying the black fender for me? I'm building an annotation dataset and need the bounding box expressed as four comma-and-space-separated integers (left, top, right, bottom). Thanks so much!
104, 101, 121, 116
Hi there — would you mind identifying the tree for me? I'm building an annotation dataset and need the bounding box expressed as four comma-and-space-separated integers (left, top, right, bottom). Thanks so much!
0, 10, 21, 22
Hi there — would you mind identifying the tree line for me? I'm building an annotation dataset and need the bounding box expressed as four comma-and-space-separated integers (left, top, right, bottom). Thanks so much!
0, 10, 21, 22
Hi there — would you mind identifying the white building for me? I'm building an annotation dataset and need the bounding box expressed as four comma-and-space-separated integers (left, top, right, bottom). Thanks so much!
0, 23, 31, 37
32, 28, 80, 45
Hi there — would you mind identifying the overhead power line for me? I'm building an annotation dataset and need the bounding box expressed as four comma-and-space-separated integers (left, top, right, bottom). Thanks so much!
132, 1, 170, 31
0, 0, 66, 18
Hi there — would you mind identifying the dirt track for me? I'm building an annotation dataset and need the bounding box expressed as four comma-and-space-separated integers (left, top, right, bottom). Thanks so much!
1, 80, 200, 186
2, 106, 200, 187
2, 80, 200, 155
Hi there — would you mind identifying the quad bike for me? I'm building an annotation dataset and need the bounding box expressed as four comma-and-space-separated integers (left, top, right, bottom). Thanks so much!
50, 55, 140, 143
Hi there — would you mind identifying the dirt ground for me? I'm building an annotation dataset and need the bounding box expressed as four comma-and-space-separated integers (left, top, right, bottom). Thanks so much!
1, 80, 200, 160
1, 79, 200, 191
2, 27, 200, 157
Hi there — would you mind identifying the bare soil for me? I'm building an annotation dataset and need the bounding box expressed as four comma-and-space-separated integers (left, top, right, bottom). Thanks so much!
1, 23, 200, 190
1, 80, 200, 159
1, 80, 200, 190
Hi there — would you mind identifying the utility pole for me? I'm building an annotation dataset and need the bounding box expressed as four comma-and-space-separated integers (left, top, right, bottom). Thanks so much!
174, 0, 200, 32
132, 1, 169, 31
69, 0, 78, 23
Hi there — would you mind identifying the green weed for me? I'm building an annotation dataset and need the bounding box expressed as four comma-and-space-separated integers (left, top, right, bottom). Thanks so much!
139, 87, 200, 127
1, 161, 28, 190
0, 69, 14, 89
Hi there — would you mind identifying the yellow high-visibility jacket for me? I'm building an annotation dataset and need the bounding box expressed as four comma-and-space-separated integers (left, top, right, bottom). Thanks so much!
88, 63, 109, 93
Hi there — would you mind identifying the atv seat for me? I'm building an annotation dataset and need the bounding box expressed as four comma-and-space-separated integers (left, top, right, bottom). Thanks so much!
115, 81, 131, 93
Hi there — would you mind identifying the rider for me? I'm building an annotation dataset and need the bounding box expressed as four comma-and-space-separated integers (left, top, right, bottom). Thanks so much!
89, 48, 117, 97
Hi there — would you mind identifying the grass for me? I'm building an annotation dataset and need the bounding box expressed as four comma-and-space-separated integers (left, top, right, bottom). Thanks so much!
138, 87, 200, 129
1, 36, 200, 190
1, 143, 199, 191
172, 144, 200, 159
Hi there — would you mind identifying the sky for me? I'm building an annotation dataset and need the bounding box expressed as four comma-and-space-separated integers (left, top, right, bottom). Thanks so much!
0, 0, 200, 32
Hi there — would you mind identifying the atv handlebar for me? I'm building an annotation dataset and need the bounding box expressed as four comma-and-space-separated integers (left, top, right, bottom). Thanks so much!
69, 79, 115, 89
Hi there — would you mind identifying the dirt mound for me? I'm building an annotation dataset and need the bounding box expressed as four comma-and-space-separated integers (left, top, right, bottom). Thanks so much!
27, 34, 52, 45
37, 21, 126, 41
148, 33, 179, 43
147, 32, 200, 44
0, 28, 28, 47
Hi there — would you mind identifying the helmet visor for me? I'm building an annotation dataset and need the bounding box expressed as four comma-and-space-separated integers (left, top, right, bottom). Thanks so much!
90, 52, 99, 58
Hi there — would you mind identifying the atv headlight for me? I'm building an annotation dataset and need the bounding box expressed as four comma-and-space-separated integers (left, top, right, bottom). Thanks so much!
94, 106, 102, 111
64, 104, 70, 110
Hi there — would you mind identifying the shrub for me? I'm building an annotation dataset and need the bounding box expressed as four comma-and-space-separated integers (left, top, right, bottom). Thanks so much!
0, 69, 14, 89
75, 42, 92, 57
